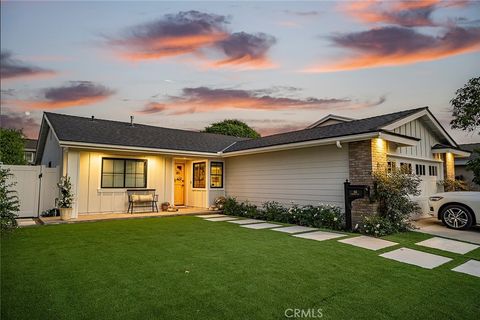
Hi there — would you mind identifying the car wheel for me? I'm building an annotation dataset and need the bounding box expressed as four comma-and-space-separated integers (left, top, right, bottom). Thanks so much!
441, 204, 473, 230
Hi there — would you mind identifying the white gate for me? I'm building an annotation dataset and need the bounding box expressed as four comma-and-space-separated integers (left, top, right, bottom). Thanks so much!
1, 165, 59, 218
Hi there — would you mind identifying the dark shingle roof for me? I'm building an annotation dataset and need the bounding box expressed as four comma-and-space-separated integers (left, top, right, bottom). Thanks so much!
24, 139, 37, 150
432, 143, 466, 151
224, 107, 427, 152
45, 113, 245, 153
457, 143, 480, 162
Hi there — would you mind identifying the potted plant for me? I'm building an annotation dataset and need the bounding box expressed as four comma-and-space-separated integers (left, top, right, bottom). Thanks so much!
161, 202, 170, 211
57, 176, 74, 220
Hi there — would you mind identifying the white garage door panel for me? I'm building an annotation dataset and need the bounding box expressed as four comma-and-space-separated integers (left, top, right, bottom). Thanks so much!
388, 157, 441, 218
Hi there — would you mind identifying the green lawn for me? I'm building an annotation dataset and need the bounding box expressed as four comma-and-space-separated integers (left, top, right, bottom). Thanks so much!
2, 216, 479, 320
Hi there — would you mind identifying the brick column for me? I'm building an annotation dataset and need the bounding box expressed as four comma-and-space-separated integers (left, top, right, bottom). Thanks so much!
348, 138, 387, 223
443, 152, 455, 181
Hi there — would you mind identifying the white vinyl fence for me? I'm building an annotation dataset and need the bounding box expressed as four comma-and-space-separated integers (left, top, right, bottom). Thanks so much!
1, 165, 59, 218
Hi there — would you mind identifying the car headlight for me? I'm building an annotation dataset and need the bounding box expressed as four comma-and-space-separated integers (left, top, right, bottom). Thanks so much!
429, 196, 444, 201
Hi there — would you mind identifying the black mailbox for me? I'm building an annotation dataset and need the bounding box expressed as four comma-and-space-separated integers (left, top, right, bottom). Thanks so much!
344, 180, 370, 230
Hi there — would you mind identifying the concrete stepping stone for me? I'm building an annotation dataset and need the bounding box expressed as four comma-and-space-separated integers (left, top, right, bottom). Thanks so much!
452, 260, 480, 278
228, 219, 265, 225
240, 223, 281, 229
379, 247, 452, 269
204, 217, 238, 222
16, 219, 37, 227
196, 214, 226, 218
338, 235, 397, 251
272, 226, 317, 234
415, 237, 479, 254
293, 231, 346, 241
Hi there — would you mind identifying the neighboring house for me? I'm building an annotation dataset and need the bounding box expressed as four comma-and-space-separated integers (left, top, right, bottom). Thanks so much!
24, 139, 37, 164
455, 143, 480, 191
35, 107, 469, 221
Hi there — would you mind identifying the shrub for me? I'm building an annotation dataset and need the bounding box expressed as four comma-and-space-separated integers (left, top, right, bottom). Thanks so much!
358, 215, 394, 237
263, 201, 288, 222
312, 205, 344, 230
439, 179, 468, 191
363, 168, 421, 236
0, 168, 19, 231
223, 197, 344, 230
224, 197, 241, 215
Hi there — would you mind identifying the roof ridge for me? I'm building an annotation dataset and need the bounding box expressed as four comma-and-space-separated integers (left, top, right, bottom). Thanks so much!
251, 106, 428, 140
44, 112, 247, 141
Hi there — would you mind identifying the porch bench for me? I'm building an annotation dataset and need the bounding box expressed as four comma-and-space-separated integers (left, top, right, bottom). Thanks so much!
127, 189, 159, 214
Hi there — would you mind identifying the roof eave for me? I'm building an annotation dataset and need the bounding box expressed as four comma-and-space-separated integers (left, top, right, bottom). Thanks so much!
223, 131, 419, 157
432, 148, 471, 157
59, 140, 222, 157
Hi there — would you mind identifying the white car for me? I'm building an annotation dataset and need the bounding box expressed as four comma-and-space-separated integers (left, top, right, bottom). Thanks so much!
429, 192, 480, 230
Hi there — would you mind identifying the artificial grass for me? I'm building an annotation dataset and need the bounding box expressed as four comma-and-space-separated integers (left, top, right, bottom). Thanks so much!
1, 216, 479, 320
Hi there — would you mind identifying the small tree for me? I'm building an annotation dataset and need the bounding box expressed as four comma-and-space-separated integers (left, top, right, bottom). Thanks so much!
466, 148, 480, 186
0, 168, 19, 231
0, 128, 27, 165
57, 176, 74, 208
370, 168, 421, 232
203, 119, 260, 139
450, 77, 480, 134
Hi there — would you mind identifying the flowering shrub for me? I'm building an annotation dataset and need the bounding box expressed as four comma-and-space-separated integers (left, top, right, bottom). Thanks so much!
369, 169, 421, 234
224, 197, 344, 230
57, 176, 74, 208
263, 201, 289, 222
357, 215, 394, 237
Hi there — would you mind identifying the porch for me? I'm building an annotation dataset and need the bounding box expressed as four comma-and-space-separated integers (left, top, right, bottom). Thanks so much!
63, 148, 225, 219
39, 207, 220, 225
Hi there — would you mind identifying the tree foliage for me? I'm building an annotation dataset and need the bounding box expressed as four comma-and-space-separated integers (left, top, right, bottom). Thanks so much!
0, 128, 27, 165
450, 77, 480, 134
371, 169, 421, 232
0, 168, 19, 231
203, 119, 260, 139
466, 148, 480, 186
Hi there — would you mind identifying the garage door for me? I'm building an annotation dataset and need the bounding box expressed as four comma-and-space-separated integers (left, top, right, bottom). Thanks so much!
388, 158, 441, 218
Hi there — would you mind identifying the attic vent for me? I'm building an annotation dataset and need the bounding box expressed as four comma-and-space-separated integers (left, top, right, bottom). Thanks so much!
130, 116, 134, 127
91, 116, 95, 121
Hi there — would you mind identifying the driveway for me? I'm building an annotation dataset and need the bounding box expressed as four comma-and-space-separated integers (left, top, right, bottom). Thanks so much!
414, 217, 480, 245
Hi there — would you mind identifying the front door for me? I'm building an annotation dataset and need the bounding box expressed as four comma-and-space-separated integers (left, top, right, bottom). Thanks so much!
174, 163, 185, 206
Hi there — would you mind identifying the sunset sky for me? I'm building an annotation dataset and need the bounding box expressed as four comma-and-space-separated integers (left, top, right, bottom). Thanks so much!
1, 1, 479, 143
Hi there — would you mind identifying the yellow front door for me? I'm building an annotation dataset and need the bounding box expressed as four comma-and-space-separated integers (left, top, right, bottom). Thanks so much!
174, 163, 185, 206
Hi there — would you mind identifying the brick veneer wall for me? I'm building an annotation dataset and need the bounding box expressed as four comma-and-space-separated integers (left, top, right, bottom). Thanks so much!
444, 152, 455, 181
348, 138, 387, 223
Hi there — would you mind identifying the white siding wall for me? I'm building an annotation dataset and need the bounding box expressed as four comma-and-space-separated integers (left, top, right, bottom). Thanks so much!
225, 144, 349, 210
390, 118, 440, 159
76, 151, 169, 214
40, 129, 62, 167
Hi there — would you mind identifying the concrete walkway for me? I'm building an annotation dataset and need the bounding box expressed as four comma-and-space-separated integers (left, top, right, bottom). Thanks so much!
40, 207, 220, 225
197, 215, 479, 277
413, 217, 480, 245
16, 218, 38, 227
